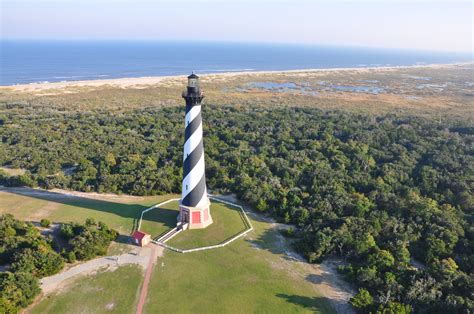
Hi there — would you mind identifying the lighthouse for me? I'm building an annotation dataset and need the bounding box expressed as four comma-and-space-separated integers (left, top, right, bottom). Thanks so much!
178, 73, 213, 229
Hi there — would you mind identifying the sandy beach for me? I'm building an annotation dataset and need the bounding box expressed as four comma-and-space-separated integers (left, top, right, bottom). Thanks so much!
1, 62, 469, 93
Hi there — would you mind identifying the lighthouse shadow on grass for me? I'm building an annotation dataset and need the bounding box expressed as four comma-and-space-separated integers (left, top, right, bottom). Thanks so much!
0, 187, 177, 234
276, 294, 340, 313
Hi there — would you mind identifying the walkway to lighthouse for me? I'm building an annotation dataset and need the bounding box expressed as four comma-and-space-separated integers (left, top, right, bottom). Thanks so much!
132, 196, 253, 314
136, 244, 160, 314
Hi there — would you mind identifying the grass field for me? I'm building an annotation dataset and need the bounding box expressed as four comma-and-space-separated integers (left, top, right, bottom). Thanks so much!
0, 188, 177, 234
167, 200, 249, 249
144, 210, 335, 314
31, 265, 143, 314
1, 190, 337, 313
139, 199, 179, 238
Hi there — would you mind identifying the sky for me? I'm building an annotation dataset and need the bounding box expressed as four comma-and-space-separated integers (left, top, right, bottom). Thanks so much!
1, 0, 472, 53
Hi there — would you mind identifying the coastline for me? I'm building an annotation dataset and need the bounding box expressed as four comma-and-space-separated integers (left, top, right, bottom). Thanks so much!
0, 62, 471, 92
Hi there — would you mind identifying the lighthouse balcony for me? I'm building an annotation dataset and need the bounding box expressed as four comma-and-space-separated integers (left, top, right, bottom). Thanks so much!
182, 90, 204, 98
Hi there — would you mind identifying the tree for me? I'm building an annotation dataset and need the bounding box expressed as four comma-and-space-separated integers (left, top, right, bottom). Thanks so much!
368, 250, 395, 271
0, 272, 40, 312
61, 219, 118, 261
376, 302, 412, 314
350, 288, 374, 312
11, 248, 64, 278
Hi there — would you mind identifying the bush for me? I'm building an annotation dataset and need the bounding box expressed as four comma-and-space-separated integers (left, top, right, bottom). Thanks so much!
0, 271, 40, 313
350, 288, 374, 312
59, 223, 75, 238
280, 227, 296, 238
66, 251, 76, 263
60, 219, 118, 261
11, 248, 64, 278
376, 302, 412, 314
40, 219, 51, 228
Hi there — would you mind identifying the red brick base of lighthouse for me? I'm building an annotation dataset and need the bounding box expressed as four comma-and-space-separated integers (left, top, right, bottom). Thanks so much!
178, 199, 213, 230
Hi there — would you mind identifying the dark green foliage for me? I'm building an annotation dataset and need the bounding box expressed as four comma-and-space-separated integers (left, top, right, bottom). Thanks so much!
40, 219, 51, 228
1, 213, 63, 278
10, 247, 64, 277
0, 271, 40, 313
350, 288, 374, 312
0, 171, 35, 188
1, 104, 472, 312
60, 219, 118, 261
0, 214, 117, 312
0, 214, 44, 264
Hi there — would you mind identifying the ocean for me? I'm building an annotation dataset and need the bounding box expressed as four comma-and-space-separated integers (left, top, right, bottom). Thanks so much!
0, 40, 471, 86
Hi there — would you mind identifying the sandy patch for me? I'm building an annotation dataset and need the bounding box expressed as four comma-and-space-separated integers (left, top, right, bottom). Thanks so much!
30, 201, 61, 221
39, 245, 152, 296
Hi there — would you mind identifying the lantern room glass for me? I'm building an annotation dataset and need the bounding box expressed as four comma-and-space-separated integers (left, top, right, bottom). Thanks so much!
188, 77, 198, 88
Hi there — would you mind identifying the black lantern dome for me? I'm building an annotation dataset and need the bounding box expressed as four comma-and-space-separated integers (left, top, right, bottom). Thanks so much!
188, 73, 199, 87
183, 72, 204, 100
185, 72, 201, 96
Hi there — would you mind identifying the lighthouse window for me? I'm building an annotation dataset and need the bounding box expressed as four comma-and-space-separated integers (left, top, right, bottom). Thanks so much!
186, 184, 188, 190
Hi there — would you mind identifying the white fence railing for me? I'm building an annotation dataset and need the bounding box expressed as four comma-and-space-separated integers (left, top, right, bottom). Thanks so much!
140, 196, 254, 253
137, 198, 179, 231
155, 227, 182, 243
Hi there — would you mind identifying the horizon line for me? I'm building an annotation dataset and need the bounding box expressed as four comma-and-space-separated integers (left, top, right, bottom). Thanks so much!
1, 38, 472, 55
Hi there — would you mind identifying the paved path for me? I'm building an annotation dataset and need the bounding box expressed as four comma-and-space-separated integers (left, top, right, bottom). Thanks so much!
40, 248, 151, 295
136, 244, 160, 314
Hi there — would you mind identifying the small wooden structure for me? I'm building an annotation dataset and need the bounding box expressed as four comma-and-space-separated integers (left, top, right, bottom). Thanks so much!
132, 230, 151, 247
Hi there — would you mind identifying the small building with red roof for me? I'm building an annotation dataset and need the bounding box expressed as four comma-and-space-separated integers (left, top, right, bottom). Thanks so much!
131, 230, 151, 247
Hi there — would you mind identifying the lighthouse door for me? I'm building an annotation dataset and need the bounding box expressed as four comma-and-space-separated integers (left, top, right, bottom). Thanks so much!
182, 211, 189, 223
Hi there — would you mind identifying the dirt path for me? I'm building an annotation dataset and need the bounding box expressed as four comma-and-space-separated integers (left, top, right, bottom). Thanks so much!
136, 244, 160, 314
40, 247, 152, 295
249, 210, 355, 314
217, 194, 354, 314
0, 186, 144, 203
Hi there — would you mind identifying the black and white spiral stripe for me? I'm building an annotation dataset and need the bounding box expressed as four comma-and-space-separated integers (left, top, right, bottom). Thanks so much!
181, 103, 207, 207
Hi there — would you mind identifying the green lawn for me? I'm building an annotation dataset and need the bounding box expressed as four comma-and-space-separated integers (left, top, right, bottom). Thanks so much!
2, 191, 337, 313
139, 199, 179, 238
144, 211, 335, 314
31, 265, 143, 314
167, 200, 249, 249
0, 188, 177, 234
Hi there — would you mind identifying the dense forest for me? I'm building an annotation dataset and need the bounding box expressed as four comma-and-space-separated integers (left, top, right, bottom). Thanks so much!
0, 103, 473, 313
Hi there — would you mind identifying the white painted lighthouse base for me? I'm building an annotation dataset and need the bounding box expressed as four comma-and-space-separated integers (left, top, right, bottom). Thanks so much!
178, 199, 213, 229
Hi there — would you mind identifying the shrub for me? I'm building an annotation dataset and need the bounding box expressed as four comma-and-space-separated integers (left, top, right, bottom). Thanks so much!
60, 219, 118, 261
281, 227, 296, 238
11, 248, 64, 278
350, 288, 374, 312
40, 219, 51, 228
0, 271, 40, 313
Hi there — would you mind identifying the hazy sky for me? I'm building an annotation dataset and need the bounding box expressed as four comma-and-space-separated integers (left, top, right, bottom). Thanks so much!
1, 0, 472, 52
